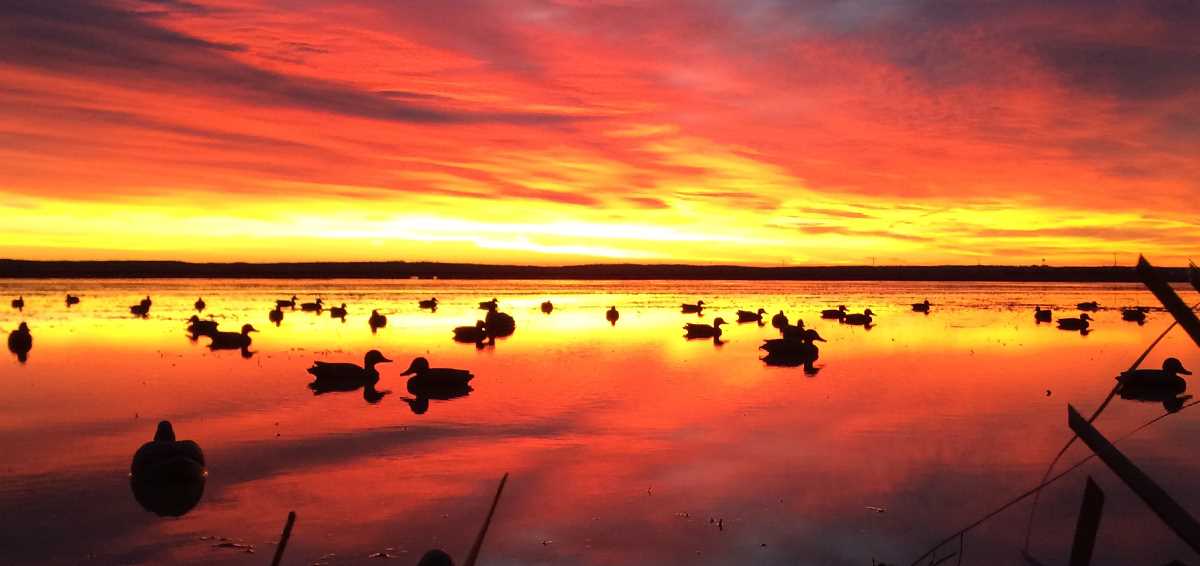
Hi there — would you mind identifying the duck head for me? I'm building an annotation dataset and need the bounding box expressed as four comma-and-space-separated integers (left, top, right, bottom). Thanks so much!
712, 317, 727, 327
806, 329, 827, 342
863, 308, 875, 316
1164, 357, 1192, 376
17, 322, 29, 333
475, 320, 487, 329
315, 298, 324, 305
241, 324, 258, 335
697, 300, 705, 306
364, 349, 392, 367
839, 305, 847, 312
402, 357, 431, 376
1080, 313, 1092, 321
188, 315, 201, 324
154, 420, 176, 442
757, 308, 767, 315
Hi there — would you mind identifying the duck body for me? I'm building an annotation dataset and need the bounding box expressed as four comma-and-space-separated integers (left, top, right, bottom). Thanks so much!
130, 303, 150, 317
65, 294, 80, 306
276, 295, 298, 309
418, 297, 439, 310
541, 300, 554, 314
329, 303, 348, 319
269, 307, 284, 325
11, 296, 24, 310
300, 298, 323, 312
606, 306, 619, 325
1122, 308, 1148, 323
8, 322, 32, 356
681, 300, 705, 314
186, 315, 219, 337
1057, 313, 1092, 331
208, 324, 257, 349
821, 305, 848, 319
194, 297, 205, 312
760, 328, 825, 362
771, 311, 788, 329
1077, 301, 1100, 311
1118, 358, 1190, 394
684, 317, 726, 339
454, 321, 489, 343
737, 308, 767, 323
1034, 306, 1052, 323
912, 299, 931, 313
131, 421, 205, 479
485, 308, 516, 337
842, 309, 875, 326
369, 309, 387, 329
402, 357, 475, 395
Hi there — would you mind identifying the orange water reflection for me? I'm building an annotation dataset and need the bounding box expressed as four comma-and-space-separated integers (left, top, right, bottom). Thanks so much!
1, 280, 1198, 565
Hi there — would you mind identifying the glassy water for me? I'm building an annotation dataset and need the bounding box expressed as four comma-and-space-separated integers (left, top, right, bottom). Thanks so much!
1, 279, 1198, 565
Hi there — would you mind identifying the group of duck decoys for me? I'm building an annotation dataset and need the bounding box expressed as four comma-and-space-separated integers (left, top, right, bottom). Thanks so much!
307, 350, 475, 412
1033, 301, 1156, 333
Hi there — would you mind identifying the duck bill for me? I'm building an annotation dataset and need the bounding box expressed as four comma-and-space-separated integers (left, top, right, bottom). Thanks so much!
1182, 367, 1193, 376
400, 363, 417, 376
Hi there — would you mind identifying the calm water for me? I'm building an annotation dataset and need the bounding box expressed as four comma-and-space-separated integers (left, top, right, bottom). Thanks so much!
2, 279, 1198, 565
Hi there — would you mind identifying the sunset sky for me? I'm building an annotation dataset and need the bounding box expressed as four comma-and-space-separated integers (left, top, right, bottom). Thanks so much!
2, 0, 1198, 265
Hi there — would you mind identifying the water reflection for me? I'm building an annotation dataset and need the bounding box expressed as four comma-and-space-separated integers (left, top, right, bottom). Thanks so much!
129, 421, 206, 517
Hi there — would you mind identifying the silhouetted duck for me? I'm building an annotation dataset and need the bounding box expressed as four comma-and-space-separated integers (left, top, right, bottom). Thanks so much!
912, 299, 931, 313
842, 309, 874, 325
186, 315, 219, 337
684, 317, 726, 339
11, 296, 23, 311
821, 305, 847, 319
300, 297, 323, 312
1077, 301, 1100, 311
207, 324, 257, 350
194, 297, 206, 312
65, 294, 80, 306
771, 311, 788, 329
454, 321, 489, 343
130, 421, 206, 517
485, 306, 516, 338
1034, 306, 1052, 323
8, 322, 32, 362
402, 357, 475, 393
541, 300, 553, 314
1122, 307, 1148, 323
1056, 313, 1092, 331
419, 297, 439, 310
269, 306, 284, 326
276, 295, 298, 310
369, 309, 387, 330
1118, 358, 1190, 395
478, 298, 498, 310
130, 302, 151, 317
778, 321, 808, 341
737, 308, 767, 323
761, 328, 825, 357
308, 350, 391, 391
681, 300, 705, 313
606, 306, 619, 325
140, 296, 152, 308
330, 303, 348, 320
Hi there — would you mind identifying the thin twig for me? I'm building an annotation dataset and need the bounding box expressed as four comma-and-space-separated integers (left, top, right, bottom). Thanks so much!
463, 473, 509, 566
270, 511, 296, 566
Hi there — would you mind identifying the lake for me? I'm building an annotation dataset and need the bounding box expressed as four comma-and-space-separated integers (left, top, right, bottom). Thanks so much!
1, 279, 1198, 565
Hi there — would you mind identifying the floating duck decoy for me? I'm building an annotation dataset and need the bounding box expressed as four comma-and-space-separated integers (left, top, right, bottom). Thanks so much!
307, 350, 392, 400
842, 309, 875, 326
606, 306, 619, 325
478, 298, 498, 310
130, 302, 151, 317
401, 357, 475, 396
1121, 307, 1148, 323
8, 322, 32, 362
369, 309, 387, 331
1034, 306, 1052, 323
1118, 358, 1190, 396
130, 420, 206, 517
1077, 301, 1100, 311
276, 295, 298, 310
761, 328, 825, 357
821, 305, 848, 319
737, 308, 767, 323
194, 297, 206, 312
912, 299, 931, 313
484, 306, 515, 338
269, 306, 284, 326
419, 297, 439, 310
681, 300, 705, 314
186, 315, 219, 337
65, 294, 80, 306
684, 317, 726, 339
1056, 313, 1092, 331
453, 321, 489, 344
330, 303, 348, 320
207, 324, 257, 350
771, 311, 788, 329
300, 298, 323, 312
541, 300, 554, 314
11, 296, 23, 311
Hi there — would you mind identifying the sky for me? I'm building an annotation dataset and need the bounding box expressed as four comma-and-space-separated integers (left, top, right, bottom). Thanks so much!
1, 0, 1198, 266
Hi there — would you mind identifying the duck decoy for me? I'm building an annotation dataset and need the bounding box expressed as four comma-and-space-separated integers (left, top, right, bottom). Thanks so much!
269, 306, 284, 326
300, 298, 323, 312
737, 308, 767, 323
65, 294, 80, 306
912, 299, 931, 313
308, 350, 392, 399
1077, 301, 1100, 311
1117, 357, 1190, 395
771, 311, 788, 329
821, 305, 848, 319
8, 322, 32, 362
276, 295, 298, 310
1056, 313, 1092, 331
541, 300, 553, 314
681, 300, 705, 314
369, 309, 387, 331
478, 298, 499, 310
484, 307, 515, 338
684, 317, 726, 339
401, 357, 475, 396
841, 309, 874, 326
186, 315, 219, 337
419, 297, 439, 310
454, 321, 490, 343
11, 296, 23, 311
130, 420, 206, 517
1121, 307, 1148, 323
1034, 306, 1052, 323
761, 328, 825, 358
194, 297, 206, 312
207, 324, 257, 350
130, 302, 151, 317
606, 306, 619, 325
141, 296, 152, 308
330, 303, 348, 320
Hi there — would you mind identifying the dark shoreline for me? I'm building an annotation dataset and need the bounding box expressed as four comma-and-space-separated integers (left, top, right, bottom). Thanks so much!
0, 259, 1188, 282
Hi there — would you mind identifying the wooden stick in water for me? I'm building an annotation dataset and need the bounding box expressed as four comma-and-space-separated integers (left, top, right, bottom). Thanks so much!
270, 511, 297, 566
463, 473, 509, 566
